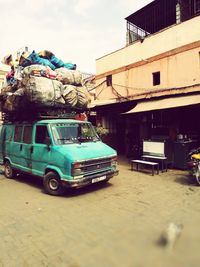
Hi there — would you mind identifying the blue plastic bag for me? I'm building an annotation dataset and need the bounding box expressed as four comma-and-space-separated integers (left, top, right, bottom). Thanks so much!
50, 55, 76, 70
50, 55, 65, 68
63, 63, 76, 70
28, 51, 56, 70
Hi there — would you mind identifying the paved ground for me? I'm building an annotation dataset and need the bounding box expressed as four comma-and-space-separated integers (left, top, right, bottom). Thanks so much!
0, 158, 200, 267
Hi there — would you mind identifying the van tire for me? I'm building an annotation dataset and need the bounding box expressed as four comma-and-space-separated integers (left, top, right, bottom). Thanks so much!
43, 172, 65, 196
4, 161, 15, 179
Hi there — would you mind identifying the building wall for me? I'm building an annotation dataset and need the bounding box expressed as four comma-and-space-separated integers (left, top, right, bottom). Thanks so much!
0, 71, 6, 88
0, 65, 10, 121
126, 46, 200, 88
96, 16, 200, 74
0, 65, 10, 88
95, 45, 200, 100
95, 16, 200, 100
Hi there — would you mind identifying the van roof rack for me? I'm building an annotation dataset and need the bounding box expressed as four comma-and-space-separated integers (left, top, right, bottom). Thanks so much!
1, 108, 86, 123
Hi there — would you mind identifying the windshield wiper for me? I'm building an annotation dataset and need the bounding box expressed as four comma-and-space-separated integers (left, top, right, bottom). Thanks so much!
93, 137, 100, 142
57, 138, 74, 143
77, 137, 92, 143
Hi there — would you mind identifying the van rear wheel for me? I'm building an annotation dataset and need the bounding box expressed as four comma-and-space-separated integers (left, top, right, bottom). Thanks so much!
43, 172, 65, 196
4, 161, 15, 179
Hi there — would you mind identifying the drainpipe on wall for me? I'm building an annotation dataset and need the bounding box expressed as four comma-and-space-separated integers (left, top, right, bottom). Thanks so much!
176, 1, 181, 24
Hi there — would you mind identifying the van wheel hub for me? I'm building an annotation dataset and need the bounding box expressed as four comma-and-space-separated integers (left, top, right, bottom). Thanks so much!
49, 179, 59, 190
5, 166, 11, 177
43, 171, 65, 196
4, 161, 15, 179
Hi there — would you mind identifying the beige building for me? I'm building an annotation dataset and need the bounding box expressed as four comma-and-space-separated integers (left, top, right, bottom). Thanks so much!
95, 2, 200, 102
0, 64, 10, 121
93, 0, 200, 167
0, 64, 10, 88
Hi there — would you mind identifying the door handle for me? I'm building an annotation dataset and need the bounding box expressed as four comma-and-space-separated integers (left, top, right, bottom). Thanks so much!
30, 146, 33, 154
20, 144, 23, 151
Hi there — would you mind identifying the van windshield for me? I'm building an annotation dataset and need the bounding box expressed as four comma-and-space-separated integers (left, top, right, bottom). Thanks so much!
51, 122, 100, 144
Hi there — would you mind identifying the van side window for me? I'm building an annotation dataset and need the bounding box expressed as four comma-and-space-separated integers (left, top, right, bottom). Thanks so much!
23, 126, 33, 144
35, 126, 49, 144
5, 127, 13, 141
14, 126, 23, 142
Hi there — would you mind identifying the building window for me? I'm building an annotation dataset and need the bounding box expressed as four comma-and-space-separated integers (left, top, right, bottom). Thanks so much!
199, 51, 200, 67
152, 72, 160, 86
106, 75, 112, 86
194, 0, 200, 13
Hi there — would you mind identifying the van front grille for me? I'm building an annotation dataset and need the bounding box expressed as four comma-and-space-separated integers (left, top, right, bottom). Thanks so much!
81, 158, 112, 173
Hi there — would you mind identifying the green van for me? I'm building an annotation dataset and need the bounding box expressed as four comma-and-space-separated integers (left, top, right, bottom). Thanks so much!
0, 119, 118, 195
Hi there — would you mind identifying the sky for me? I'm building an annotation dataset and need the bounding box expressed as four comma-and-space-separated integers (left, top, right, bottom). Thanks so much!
0, 0, 152, 73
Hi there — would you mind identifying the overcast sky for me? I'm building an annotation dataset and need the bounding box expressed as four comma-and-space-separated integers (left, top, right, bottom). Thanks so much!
0, 0, 152, 73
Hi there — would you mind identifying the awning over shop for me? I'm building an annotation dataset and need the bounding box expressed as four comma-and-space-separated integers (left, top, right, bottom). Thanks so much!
90, 99, 137, 113
89, 99, 117, 108
124, 94, 200, 114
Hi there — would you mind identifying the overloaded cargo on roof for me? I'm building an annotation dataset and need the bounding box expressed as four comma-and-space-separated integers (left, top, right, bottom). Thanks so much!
0, 49, 94, 116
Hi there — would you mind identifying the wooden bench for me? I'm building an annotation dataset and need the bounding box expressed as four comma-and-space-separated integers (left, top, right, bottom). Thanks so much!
142, 140, 168, 172
141, 155, 167, 172
131, 160, 159, 176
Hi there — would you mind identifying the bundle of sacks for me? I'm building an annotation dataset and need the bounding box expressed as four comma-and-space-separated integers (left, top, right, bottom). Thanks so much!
19, 50, 76, 70
0, 50, 92, 112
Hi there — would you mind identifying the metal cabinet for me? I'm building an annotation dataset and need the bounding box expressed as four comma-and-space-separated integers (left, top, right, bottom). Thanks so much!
173, 141, 198, 169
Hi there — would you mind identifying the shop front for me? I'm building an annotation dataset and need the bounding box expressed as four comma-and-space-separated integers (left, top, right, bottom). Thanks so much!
123, 94, 200, 169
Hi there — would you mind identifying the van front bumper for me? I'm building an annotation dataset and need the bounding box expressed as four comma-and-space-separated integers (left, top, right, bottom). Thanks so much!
61, 170, 119, 188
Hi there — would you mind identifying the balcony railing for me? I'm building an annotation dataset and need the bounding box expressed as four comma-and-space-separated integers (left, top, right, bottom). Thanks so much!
126, 22, 149, 45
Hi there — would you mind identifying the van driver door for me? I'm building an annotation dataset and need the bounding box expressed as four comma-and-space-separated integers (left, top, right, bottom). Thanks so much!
31, 125, 50, 177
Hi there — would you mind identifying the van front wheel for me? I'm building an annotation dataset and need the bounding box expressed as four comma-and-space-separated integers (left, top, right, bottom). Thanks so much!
4, 161, 15, 179
43, 172, 65, 196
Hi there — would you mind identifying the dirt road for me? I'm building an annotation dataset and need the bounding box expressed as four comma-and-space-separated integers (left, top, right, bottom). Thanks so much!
0, 158, 199, 267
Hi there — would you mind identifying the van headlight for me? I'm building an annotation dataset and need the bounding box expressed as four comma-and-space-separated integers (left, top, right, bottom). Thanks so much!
111, 156, 118, 169
71, 162, 83, 176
